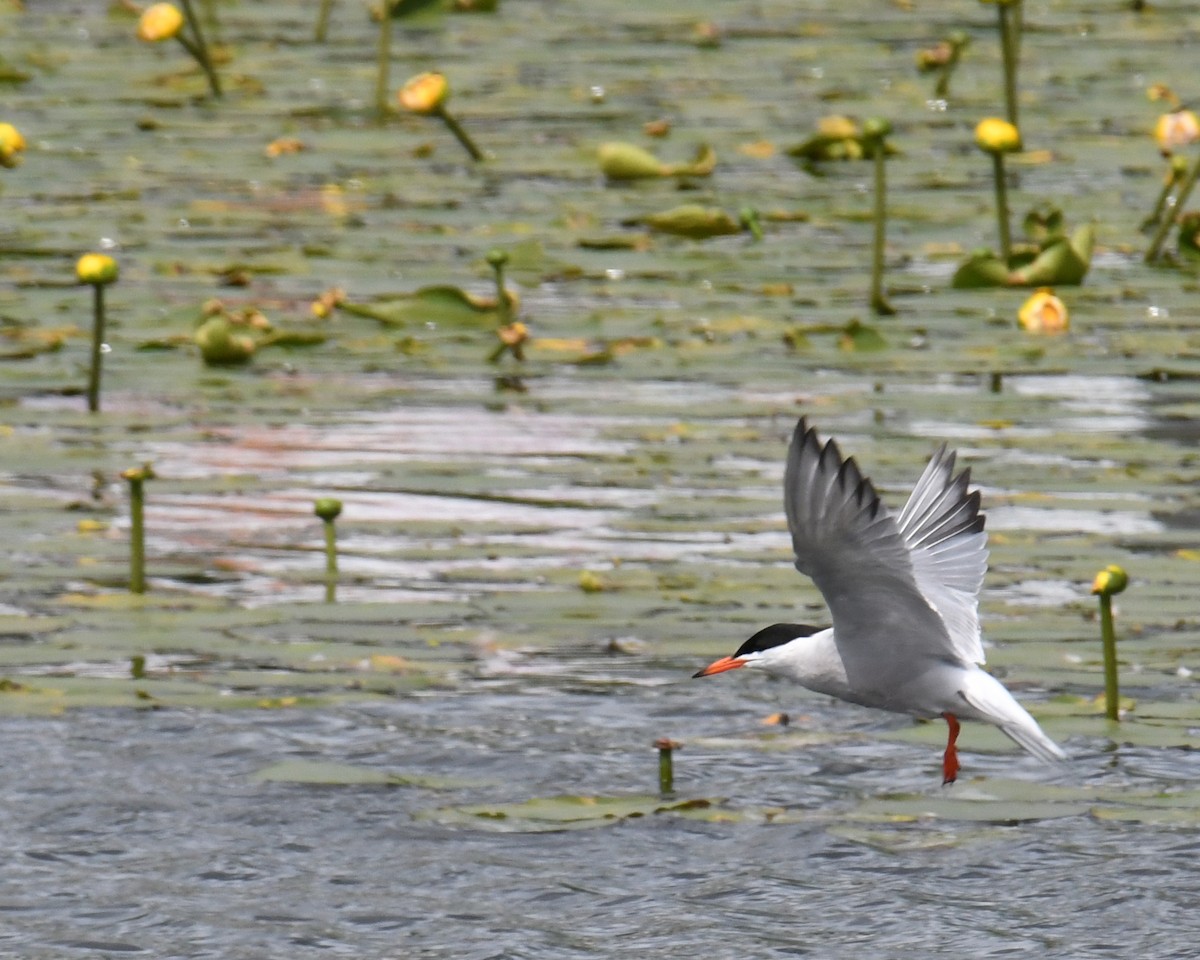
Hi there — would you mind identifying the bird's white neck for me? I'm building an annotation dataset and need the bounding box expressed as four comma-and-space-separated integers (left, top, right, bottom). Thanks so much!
754, 627, 853, 701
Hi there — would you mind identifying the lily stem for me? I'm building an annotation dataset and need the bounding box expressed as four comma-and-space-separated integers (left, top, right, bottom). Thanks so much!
436, 107, 485, 161
87, 284, 105, 414
870, 142, 896, 316
315, 0, 335, 42
1140, 176, 1176, 233
992, 152, 1013, 263
323, 518, 338, 603
129, 476, 146, 594
1098, 592, 1119, 722
656, 741, 674, 795
1145, 152, 1200, 262
375, 1, 393, 123
998, 0, 1019, 128
179, 0, 222, 98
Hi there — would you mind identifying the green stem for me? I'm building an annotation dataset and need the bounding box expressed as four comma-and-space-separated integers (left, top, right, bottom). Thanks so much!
129, 477, 146, 594
1099, 592, 1119, 721
179, 0, 222, 98
315, 0, 335, 42
993, 152, 1012, 263
998, 2, 1019, 128
87, 284, 105, 414
375, 4, 393, 123
436, 107, 485, 161
1140, 176, 1176, 233
870, 143, 895, 316
1145, 153, 1200, 262
657, 742, 674, 795
491, 268, 509, 324
323, 518, 338, 602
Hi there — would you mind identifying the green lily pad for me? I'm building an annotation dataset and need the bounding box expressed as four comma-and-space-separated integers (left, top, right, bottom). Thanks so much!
630, 205, 744, 239
340, 285, 511, 328
419, 793, 733, 831
952, 224, 1095, 288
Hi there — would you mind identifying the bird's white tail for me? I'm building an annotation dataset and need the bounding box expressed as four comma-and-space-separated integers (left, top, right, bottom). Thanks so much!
959, 670, 1066, 764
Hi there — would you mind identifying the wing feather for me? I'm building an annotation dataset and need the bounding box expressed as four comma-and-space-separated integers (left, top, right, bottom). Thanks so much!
783, 420, 975, 693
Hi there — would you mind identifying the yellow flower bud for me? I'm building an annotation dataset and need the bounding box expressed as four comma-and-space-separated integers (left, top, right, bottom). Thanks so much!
1017, 288, 1068, 334
1091, 564, 1128, 597
195, 316, 256, 365
76, 253, 119, 286
816, 115, 860, 141
1153, 109, 1200, 156
0, 122, 26, 168
975, 117, 1022, 154
397, 72, 449, 115
137, 3, 185, 43
496, 321, 528, 348
314, 498, 343, 522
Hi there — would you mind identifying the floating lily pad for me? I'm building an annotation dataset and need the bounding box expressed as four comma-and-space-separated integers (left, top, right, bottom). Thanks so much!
420, 794, 733, 832
953, 224, 1095, 288
340, 285, 512, 328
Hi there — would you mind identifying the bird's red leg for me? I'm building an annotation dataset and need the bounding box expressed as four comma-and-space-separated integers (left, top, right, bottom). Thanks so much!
941, 712, 961, 785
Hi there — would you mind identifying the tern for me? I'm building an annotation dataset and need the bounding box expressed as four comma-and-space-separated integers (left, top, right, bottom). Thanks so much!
694, 418, 1065, 783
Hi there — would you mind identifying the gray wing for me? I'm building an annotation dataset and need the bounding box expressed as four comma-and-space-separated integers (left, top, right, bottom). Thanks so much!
784, 420, 982, 689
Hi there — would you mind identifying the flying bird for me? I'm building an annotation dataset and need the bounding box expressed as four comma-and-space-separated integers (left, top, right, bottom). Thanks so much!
694, 418, 1065, 783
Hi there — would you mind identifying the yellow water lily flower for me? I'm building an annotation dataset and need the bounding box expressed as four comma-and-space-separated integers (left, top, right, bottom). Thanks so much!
397, 72, 449, 115
975, 117, 1022, 153
75, 253, 119, 285
1017, 288, 1068, 334
0, 122, 26, 168
1153, 109, 1200, 156
1091, 564, 1128, 597
137, 3, 185, 43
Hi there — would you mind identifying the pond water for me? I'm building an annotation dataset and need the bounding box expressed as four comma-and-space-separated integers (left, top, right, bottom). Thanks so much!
3, 0, 1200, 957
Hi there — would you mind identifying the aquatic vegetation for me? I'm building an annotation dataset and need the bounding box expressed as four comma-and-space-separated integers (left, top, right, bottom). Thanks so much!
193, 313, 258, 366
485, 249, 512, 322
976, 117, 1022, 262
1144, 109, 1200, 262
1177, 211, 1200, 259
136, 1, 222, 99
864, 118, 895, 316
1017, 288, 1068, 334
0, 121, 25, 168
1092, 565, 1128, 722
398, 72, 485, 160
953, 136, 1095, 289
76, 252, 118, 414
655, 737, 680, 795
1141, 155, 1190, 234
1153, 109, 1200, 156
915, 31, 969, 98
786, 115, 897, 165
981, 0, 1022, 127
314, 0, 334, 42
310, 287, 346, 319
122, 463, 156, 595
625, 204, 759, 240
597, 141, 715, 180
314, 498, 343, 603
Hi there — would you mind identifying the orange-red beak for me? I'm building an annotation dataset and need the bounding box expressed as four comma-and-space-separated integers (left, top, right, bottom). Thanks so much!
692, 656, 745, 678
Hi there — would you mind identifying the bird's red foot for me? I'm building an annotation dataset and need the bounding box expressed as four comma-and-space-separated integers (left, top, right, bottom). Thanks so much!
941, 712, 961, 785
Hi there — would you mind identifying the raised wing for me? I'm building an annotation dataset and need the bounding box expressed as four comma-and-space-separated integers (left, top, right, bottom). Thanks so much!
895, 443, 988, 664
783, 420, 978, 690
